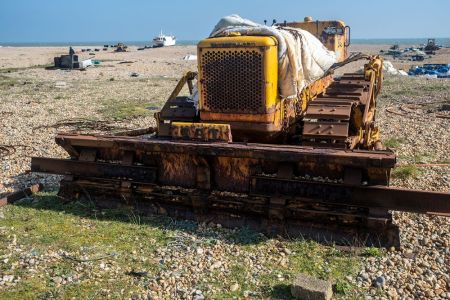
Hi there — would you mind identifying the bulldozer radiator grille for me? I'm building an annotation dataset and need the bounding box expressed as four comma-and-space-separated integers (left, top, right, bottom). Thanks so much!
200, 49, 265, 113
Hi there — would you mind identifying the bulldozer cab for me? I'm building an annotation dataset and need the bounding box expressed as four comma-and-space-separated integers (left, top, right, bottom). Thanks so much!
277, 17, 350, 62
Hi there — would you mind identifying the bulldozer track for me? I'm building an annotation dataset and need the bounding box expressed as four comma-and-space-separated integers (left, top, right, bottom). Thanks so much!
57, 177, 401, 247
303, 73, 373, 148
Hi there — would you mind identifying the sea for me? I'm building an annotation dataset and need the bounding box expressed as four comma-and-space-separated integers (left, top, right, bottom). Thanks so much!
1, 38, 450, 47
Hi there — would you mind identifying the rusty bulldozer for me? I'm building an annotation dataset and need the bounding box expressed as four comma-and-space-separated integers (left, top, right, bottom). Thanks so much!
31, 17, 450, 248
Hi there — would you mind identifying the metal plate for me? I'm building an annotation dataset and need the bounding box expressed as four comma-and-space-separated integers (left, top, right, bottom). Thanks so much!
31, 157, 157, 182
305, 104, 352, 120
170, 122, 232, 142
302, 121, 349, 139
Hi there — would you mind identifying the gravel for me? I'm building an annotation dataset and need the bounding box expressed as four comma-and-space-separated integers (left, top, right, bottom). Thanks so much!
352, 75, 450, 299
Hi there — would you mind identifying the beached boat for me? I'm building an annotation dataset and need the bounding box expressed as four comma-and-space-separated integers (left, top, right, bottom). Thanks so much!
152, 30, 176, 47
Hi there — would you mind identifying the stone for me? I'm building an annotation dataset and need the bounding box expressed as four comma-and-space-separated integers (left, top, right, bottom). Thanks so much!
387, 288, 399, 300
425, 290, 435, 298
210, 261, 221, 269
243, 290, 253, 297
52, 276, 63, 284
373, 276, 386, 288
284, 248, 292, 255
441, 103, 450, 111
291, 273, 332, 300
359, 272, 370, 281
230, 283, 240, 292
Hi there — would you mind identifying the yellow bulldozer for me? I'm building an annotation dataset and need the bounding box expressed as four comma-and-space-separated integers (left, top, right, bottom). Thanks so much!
31, 17, 450, 248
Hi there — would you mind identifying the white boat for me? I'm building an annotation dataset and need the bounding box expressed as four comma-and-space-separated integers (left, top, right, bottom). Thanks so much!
153, 30, 176, 47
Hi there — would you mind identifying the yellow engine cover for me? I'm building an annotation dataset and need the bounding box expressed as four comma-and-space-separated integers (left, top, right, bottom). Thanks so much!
198, 36, 279, 118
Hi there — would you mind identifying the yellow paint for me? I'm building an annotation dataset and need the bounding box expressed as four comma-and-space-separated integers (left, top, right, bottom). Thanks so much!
198, 36, 278, 112
282, 19, 349, 62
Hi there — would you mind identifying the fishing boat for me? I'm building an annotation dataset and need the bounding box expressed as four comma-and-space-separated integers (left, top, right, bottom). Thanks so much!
153, 30, 176, 47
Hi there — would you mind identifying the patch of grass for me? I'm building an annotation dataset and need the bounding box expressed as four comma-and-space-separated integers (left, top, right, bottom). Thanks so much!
392, 165, 421, 180
0, 64, 53, 74
398, 152, 435, 164
1, 192, 366, 299
0, 67, 22, 74
0, 192, 172, 299
382, 76, 450, 102
383, 137, 404, 148
335, 280, 353, 295
4, 193, 170, 253
101, 102, 154, 120
362, 247, 383, 257
0, 74, 19, 88
54, 95, 67, 100
0, 277, 50, 300
100, 85, 166, 120
410, 153, 432, 164
146, 75, 178, 82
422, 84, 447, 92
258, 242, 359, 299
230, 227, 266, 245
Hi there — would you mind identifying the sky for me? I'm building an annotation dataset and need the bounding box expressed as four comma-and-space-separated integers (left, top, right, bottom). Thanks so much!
0, 0, 449, 43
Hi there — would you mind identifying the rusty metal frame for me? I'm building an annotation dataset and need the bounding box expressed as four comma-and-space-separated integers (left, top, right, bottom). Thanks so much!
30, 132, 450, 248
52, 134, 396, 168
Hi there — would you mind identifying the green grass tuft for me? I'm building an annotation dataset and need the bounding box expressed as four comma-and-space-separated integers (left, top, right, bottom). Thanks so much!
383, 137, 404, 148
392, 165, 421, 180
335, 280, 353, 295
362, 247, 383, 257
101, 103, 153, 120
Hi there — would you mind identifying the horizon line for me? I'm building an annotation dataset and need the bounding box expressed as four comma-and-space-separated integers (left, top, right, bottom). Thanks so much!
1, 37, 450, 44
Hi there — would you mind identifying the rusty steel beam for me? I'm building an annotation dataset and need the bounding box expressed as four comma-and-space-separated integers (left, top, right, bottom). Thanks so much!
30, 155, 449, 215
31, 157, 156, 182
0, 184, 43, 207
252, 177, 450, 215
54, 134, 396, 168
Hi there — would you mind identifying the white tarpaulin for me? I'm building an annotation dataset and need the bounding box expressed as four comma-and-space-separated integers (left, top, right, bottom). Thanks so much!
210, 15, 337, 99
383, 61, 408, 76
